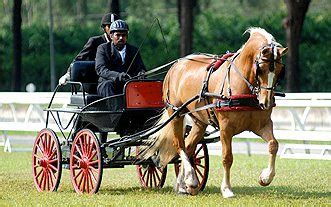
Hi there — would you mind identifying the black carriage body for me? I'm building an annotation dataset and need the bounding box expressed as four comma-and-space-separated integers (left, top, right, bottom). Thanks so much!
78, 80, 164, 136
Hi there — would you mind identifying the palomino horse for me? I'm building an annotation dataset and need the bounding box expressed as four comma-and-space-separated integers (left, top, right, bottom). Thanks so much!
140, 27, 287, 197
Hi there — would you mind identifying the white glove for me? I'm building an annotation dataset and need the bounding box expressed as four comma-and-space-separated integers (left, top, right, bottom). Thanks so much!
58, 73, 70, 85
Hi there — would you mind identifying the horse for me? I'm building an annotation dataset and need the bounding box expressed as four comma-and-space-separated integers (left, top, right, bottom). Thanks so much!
140, 27, 287, 197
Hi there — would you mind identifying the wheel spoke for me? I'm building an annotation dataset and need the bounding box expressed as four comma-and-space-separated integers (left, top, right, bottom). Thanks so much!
33, 154, 43, 161
48, 168, 54, 189
48, 167, 57, 181
88, 168, 98, 184
75, 142, 84, 158
42, 171, 47, 190
142, 168, 148, 181
73, 154, 81, 161
86, 135, 91, 158
49, 139, 55, 156
48, 158, 58, 164
152, 170, 157, 187
88, 149, 97, 161
79, 137, 85, 156
196, 163, 206, 169
195, 155, 205, 160
154, 169, 161, 182
195, 145, 203, 157
36, 142, 44, 155
82, 172, 87, 193
48, 163, 58, 172
89, 160, 99, 166
195, 164, 203, 178
78, 172, 84, 190
88, 170, 95, 190
74, 169, 83, 180
35, 168, 43, 179
85, 171, 90, 193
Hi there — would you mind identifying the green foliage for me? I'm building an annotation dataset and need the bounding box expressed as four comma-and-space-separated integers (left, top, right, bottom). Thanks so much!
0, 1, 330, 91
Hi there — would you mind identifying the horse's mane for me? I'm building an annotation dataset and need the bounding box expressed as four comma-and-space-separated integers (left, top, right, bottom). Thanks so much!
244, 27, 276, 44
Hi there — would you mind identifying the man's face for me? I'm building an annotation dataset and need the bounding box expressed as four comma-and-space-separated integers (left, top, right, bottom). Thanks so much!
111, 31, 128, 50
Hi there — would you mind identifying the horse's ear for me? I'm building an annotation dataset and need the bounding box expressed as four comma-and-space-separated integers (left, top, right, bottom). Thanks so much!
279, 47, 288, 56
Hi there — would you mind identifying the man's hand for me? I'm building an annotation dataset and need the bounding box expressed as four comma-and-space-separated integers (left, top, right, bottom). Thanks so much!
119, 72, 131, 82
58, 73, 70, 85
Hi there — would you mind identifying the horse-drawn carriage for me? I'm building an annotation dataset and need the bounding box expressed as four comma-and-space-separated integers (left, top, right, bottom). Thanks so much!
32, 27, 287, 197
32, 60, 211, 194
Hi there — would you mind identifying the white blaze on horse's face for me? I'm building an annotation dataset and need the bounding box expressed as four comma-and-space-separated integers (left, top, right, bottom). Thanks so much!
257, 46, 276, 110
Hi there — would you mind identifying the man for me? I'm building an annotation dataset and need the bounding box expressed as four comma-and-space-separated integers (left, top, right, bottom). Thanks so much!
58, 13, 119, 85
95, 19, 146, 97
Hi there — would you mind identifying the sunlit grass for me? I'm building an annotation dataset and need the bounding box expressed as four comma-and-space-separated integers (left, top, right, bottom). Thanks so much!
0, 148, 329, 206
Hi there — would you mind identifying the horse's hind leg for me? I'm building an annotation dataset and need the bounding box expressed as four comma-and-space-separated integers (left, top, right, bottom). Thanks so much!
179, 117, 207, 195
172, 115, 200, 195
256, 121, 278, 186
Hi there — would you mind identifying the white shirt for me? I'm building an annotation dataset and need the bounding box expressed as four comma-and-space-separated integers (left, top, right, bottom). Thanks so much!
118, 45, 126, 65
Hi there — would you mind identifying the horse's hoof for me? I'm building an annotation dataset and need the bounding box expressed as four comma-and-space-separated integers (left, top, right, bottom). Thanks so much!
186, 187, 199, 196
258, 179, 271, 186
222, 188, 235, 198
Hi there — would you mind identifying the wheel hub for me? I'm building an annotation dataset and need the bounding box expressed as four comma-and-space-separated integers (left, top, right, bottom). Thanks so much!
38, 158, 49, 168
78, 157, 89, 169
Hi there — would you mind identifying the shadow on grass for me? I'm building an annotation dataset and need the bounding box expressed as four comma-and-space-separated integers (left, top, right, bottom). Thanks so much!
202, 185, 330, 199
98, 186, 175, 195
98, 185, 330, 199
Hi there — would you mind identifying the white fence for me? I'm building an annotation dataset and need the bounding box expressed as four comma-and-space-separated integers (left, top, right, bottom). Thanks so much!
0, 92, 330, 159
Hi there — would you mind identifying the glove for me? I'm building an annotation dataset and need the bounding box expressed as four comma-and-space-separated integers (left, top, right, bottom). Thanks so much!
58, 73, 70, 85
119, 72, 131, 82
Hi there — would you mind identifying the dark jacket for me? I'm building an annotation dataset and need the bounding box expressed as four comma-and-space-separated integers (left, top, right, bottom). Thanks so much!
75, 35, 108, 61
66, 34, 108, 73
95, 42, 146, 83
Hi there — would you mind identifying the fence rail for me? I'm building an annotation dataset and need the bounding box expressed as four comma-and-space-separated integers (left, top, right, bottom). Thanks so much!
0, 92, 330, 159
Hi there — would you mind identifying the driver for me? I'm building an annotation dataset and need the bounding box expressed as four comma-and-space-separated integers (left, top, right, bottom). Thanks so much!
95, 19, 146, 97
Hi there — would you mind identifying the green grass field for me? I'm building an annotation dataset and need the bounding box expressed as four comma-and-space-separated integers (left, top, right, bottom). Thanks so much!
0, 149, 330, 206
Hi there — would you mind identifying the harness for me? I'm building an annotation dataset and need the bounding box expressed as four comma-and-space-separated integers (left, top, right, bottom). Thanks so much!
164, 44, 285, 128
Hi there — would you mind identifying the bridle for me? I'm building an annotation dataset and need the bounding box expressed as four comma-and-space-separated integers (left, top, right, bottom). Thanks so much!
254, 42, 286, 92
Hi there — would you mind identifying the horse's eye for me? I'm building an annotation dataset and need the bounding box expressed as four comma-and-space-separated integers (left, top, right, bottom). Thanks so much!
261, 48, 269, 56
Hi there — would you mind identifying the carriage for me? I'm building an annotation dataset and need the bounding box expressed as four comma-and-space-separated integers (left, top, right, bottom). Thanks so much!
32, 60, 211, 194
32, 27, 287, 197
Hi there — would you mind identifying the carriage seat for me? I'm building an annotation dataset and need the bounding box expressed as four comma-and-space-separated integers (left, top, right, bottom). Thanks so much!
69, 61, 102, 106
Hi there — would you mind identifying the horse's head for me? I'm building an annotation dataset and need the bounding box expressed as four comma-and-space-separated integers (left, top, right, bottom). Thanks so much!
244, 28, 288, 110
254, 43, 287, 109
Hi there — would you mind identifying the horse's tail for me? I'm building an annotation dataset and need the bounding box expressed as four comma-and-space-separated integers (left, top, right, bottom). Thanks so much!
138, 109, 178, 168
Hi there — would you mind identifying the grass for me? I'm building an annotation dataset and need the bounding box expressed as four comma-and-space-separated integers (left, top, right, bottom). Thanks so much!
0, 148, 330, 206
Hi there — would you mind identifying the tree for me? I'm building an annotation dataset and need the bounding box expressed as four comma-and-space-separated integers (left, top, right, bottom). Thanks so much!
12, 0, 22, 91
284, 0, 311, 92
179, 0, 194, 57
109, 0, 120, 18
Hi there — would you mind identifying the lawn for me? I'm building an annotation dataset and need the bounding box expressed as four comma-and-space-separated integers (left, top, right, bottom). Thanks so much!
0, 148, 329, 206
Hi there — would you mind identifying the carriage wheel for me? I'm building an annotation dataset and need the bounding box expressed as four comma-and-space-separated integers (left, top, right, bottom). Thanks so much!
32, 128, 62, 192
136, 147, 167, 188
70, 129, 103, 194
174, 143, 209, 191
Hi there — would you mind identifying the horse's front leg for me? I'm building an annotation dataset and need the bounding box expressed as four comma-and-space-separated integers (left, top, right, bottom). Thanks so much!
220, 130, 235, 198
256, 121, 278, 186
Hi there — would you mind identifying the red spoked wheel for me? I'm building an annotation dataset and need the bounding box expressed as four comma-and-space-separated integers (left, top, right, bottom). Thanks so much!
174, 143, 209, 191
70, 129, 103, 194
136, 147, 167, 188
32, 128, 62, 192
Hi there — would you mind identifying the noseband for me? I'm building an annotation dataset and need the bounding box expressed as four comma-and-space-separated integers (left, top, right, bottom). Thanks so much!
254, 43, 285, 92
